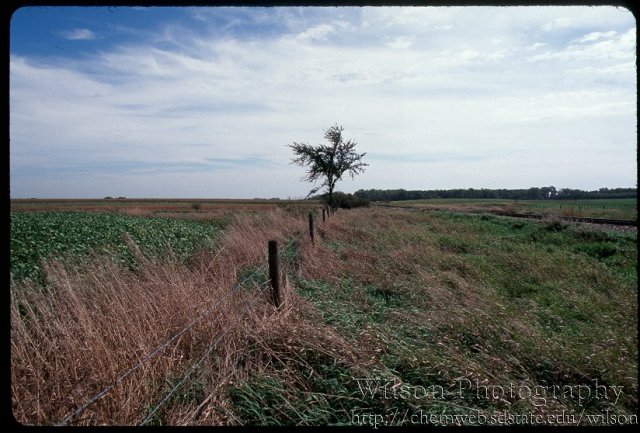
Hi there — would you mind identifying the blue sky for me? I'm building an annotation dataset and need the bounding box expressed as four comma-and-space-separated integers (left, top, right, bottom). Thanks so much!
9, 6, 637, 198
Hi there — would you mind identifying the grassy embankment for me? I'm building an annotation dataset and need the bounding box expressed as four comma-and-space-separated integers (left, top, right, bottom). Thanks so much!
10, 203, 637, 425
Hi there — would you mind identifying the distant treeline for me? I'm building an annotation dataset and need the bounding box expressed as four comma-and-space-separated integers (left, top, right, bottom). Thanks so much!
354, 187, 637, 202
312, 191, 371, 208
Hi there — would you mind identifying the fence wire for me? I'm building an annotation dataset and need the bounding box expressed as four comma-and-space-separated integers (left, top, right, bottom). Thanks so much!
138, 280, 270, 426
55, 214, 315, 426
56, 261, 267, 426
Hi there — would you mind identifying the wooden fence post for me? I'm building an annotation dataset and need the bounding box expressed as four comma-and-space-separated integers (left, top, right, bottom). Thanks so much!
268, 240, 282, 308
308, 212, 315, 243
322, 208, 326, 223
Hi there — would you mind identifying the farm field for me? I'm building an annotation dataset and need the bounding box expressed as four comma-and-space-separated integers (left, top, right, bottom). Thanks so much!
10, 211, 225, 284
383, 198, 637, 221
10, 202, 638, 426
10, 198, 318, 216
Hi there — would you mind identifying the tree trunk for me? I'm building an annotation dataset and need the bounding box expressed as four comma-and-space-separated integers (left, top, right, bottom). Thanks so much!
327, 175, 335, 211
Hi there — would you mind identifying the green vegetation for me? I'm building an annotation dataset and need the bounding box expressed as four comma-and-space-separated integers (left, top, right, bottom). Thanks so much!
10, 211, 223, 284
229, 209, 637, 425
516, 198, 637, 219
356, 186, 637, 201
385, 198, 637, 220
314, 191, 370, 209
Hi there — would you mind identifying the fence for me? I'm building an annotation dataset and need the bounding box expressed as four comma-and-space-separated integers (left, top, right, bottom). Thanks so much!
55, 204, 334, 426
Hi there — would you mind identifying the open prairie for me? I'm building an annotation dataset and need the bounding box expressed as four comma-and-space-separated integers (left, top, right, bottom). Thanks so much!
10, 200, 637, 425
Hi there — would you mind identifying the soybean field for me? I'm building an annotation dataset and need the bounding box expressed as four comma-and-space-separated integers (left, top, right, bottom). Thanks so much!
10, 211, 223, 284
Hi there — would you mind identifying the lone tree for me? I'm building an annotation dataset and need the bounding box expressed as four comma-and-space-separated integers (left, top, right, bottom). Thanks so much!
289, 124, 368, 209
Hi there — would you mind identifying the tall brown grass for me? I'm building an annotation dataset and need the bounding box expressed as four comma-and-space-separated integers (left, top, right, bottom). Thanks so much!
10, 208, 355, 425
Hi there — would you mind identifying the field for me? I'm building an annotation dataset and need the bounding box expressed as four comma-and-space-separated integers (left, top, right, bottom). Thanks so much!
9, 199, 638, 426
10, 211, 224, 284
10, 198, 316, 216
384, 198, 638, 221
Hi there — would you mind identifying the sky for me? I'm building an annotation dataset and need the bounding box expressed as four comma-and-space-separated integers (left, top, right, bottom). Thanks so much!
9, 6, 637, 199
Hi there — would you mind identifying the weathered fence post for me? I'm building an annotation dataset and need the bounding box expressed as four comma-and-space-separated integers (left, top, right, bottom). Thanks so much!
268, 240, 282, 308
308, 212, 315, 243
322, 208, 326, 223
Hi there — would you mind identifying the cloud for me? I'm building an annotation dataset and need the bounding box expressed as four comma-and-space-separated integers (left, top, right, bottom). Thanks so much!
386, 36, 412, 50
575, 30, 617, 43
61, 28, 96, 41
10, 6, 637, 197
527, 42, 547, 50
204, 156, 279, 169
542, 17, 574, 32
527, 28, 635, 65
294, 23, 334, 42
367, 152, 490, 164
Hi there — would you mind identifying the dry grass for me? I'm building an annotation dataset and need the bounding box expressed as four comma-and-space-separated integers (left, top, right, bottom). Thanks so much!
10, 199, 316, 218
10, 207, 354, 425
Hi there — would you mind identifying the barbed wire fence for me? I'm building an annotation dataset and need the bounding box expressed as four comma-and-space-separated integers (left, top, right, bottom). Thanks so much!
138, 280, 271, 426
55, 207, 329, 426
56, 261, 267, 426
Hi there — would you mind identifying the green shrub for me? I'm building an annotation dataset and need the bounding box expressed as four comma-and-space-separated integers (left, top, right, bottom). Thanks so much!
319, 192, 370, 209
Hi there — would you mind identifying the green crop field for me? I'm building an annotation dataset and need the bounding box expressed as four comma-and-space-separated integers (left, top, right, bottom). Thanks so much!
10, 211, 224, 284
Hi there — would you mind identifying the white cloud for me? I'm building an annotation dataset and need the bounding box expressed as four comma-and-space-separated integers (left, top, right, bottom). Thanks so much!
10, 6, 637, 197
575, 30, 617, 43
527, 27, 635, 64
386, 36, 412, 50
542, 17, 573, 31
527, 42, 547, 50
61, 28, 96, 41
294, 23, 334, 42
